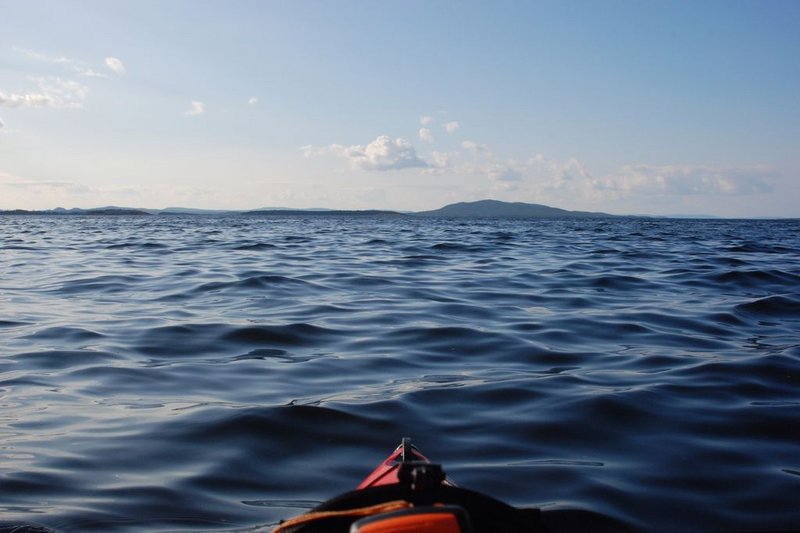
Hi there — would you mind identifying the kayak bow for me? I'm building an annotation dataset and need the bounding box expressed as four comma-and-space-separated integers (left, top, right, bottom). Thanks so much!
272, 438, 544, 533
356, 437, 452, 489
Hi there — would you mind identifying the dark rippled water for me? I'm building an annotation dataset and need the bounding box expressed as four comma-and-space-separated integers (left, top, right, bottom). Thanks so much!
1, 215, 799, 532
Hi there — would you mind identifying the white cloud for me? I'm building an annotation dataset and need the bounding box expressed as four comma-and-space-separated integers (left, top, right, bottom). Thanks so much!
462, 140, 489, 152
430, 151, 457, 169
427, 151, 601, 198
14, 47, 48, 61
487, 163, 524, 183
443, 121, 459, 133
597, 165, 775, 195
460, 155, 776, 204
36, 77, 88, 106
0, 117, 4, 129
0, 91, 53, 108
70, 65, 106, 78
335, 136, 428, 171
426, 142, 778, 210
420, 115, 433, 125
419, 127, 434, 143
248, 96, 258, 105
185, 101, 205, 115
0, 77, 87, 109
308, 135, 428, 171
16, 47, 107, 78
104, 57, 126, 75
300, 145, 329, 158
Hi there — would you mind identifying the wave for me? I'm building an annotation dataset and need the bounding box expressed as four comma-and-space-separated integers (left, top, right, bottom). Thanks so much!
1, 216, 799, 531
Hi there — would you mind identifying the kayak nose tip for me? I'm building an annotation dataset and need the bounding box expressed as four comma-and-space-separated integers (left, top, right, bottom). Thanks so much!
400, 437, 413, 462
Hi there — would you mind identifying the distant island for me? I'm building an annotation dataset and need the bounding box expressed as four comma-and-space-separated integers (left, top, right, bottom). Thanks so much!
0, 200, 616, 218
1, 207, 152, 216
415, 199, 614, 218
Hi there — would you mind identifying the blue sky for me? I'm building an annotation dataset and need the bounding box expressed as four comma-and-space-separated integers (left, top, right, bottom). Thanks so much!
1, 0, 798, 216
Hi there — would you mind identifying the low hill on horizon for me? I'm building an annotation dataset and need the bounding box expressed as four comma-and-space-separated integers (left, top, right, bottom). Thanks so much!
415, 199, 615, 218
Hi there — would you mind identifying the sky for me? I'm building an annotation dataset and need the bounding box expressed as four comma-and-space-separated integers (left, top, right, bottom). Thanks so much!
1, 0, 798, 217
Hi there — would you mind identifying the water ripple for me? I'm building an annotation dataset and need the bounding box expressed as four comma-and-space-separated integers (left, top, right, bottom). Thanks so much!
1, 216, 799, 531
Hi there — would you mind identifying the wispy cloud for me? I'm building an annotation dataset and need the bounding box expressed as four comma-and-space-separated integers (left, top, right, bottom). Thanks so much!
15, 46, 108, 78
0, 89, 54, 108
4, 48, 124, 112
0, 77, 88, 109
300, 145, 329, 158
303, 135, 428, 171
248, 96, 258, 105
461, 140, 489, 153
420, 115, 433, 126
469, 156, 776, 201
184, 101, 205, 115
0, 171, 89, 193
419, 127, 434, 143
0, 171, 233, 210
487, 163, 525, 183
459, 155, 561, 193
430, 151, 457, 169
443, 121, 459, 134
597, 165, 775, 195
104, 57, 126, 75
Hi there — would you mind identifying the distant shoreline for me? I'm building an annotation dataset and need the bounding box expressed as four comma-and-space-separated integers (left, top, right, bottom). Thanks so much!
0, 208, 405, 217
0, 200, 795, 219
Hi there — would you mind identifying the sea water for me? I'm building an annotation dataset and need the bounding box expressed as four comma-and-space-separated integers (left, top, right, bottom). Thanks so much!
1, 215, 799, 531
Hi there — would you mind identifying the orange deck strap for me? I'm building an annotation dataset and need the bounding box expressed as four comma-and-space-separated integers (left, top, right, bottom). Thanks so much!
271, 499, 413, 533
353, 510, 463, 533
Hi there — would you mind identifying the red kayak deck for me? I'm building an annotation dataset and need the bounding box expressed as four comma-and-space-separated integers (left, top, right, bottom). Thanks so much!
356, 437, 433, 489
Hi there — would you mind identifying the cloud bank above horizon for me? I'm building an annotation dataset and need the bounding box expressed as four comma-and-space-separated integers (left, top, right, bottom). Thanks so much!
1, 1, 797, 217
